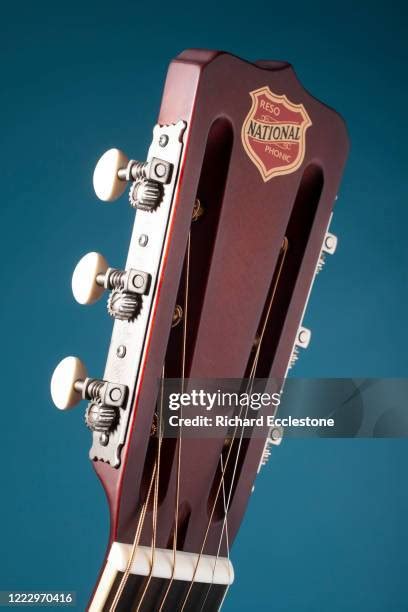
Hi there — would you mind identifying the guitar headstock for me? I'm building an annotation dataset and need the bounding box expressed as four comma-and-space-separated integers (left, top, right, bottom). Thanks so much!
51, 50, 348, 610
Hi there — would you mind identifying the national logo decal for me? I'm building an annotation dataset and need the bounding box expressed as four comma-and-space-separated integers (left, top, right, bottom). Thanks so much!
241, 86, 312, 181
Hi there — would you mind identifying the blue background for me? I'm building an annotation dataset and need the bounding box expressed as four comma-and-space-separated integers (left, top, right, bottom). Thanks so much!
1, 0, 407, 610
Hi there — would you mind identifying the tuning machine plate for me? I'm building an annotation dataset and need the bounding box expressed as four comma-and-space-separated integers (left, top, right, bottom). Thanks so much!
88, 121, 186, 466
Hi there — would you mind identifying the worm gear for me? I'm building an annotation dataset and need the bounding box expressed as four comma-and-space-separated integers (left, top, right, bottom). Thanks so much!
107, 288, 141, 321
85, 402, 118, 433
129, 178, 163, 211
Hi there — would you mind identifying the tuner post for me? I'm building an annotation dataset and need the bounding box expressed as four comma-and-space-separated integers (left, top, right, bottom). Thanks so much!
51, 356, 127, 441
51, 356, 127, 411
288, 326, 312, 370
316, 232, 338, 274
72, 252, 151, 320
322, 232, 338, 255
93, 147, 172, 204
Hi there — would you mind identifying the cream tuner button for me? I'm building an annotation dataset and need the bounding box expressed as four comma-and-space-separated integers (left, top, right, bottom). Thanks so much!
51, 356, 88, 410
93, 148, 129, 202
72, 252, 108, 305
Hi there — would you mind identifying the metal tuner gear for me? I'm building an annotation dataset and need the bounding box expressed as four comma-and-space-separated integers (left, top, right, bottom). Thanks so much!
129, 178, 163, 211
85, 402, 118, 433
107, 288, 141, 321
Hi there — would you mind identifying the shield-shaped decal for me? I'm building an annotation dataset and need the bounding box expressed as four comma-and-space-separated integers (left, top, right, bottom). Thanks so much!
241, 86, 312, 181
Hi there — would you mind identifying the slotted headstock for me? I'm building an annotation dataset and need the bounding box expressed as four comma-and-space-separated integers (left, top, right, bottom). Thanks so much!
51, 50, 348, 611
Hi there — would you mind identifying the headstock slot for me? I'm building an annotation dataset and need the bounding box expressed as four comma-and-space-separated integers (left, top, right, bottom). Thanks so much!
163, 117, 233, 379
245, 162, 324, 379
206, 163, 324, 519
136, 117, 233, 522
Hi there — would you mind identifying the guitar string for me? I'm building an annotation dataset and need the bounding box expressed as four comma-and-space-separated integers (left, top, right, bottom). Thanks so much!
109, 460, 157, 611
200, 328, 268, 609
109, 228, 287, 610
213, 237, 288, 575
196, 380, 259, 609
198, 453, 231, 612
210, 454, 233, 612
183, 238, 289, 611
110, 229, 191, 611
120, 235, 287, 611
134, 365, 165, 611
157, 231, 191, 611
178, 398, 250, 611
202, 238, 289, 608
207, 238, 289, 608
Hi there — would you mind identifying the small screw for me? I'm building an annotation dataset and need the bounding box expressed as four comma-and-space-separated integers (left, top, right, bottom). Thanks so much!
100, 433, 109, 446
172, 305, 183, 327
159, 134, 169, 147
155, 163, 166, 178
192, 198, 204, 222
116, 345, 126, 358
109, 387, 122, 402
139, 234, 148, 247
132, 274, 144, 289
271, 428, 281, 441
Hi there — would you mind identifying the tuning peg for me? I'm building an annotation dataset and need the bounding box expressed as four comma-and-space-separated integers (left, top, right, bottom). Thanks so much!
260, 425, 284, 467
288, 326, 311, 370
93, 148, 172, 204
50, 356, 88, 410
71, 252, 151, 320
72, 252, 108, 305
51, 356, 127, 433
296, 326, 311, 349
322, 232, 337, 255
316, 232, 338, 274
93, 148, 129, 201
